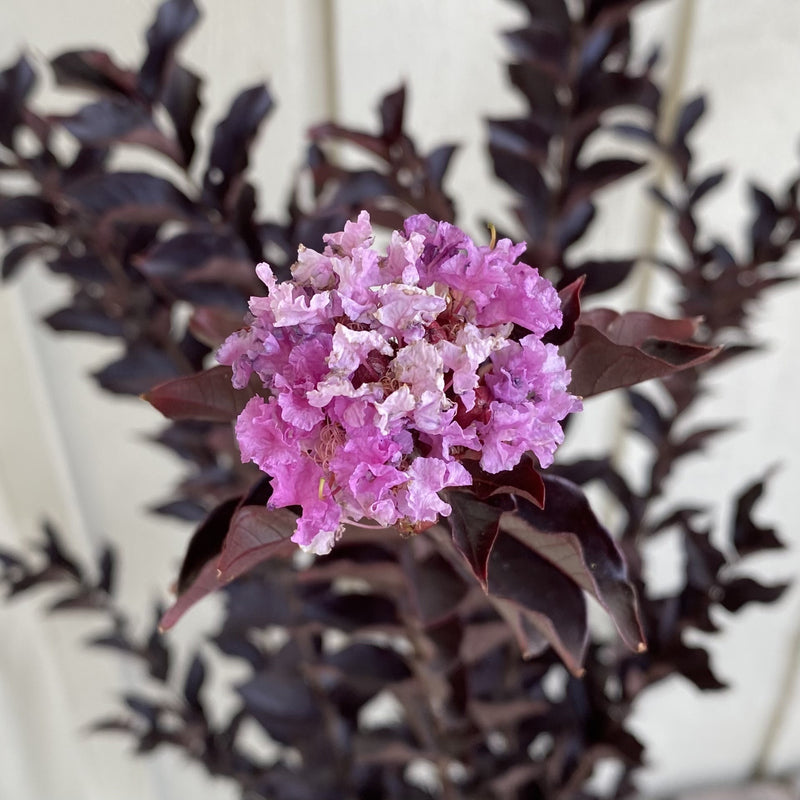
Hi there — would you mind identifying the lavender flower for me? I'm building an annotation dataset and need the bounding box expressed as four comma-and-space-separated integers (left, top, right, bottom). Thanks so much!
219, 212, 581, 554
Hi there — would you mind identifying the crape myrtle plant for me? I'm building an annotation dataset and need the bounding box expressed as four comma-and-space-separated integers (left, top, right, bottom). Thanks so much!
0, 0, 794, 798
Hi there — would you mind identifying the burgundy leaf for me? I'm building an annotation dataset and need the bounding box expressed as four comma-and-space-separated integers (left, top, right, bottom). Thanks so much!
503, 475, 646, 652
160, 505, 295, 631
464, 455, 546, 509
215, 506, 296, 585
175, 495, 240, 595
487, 530, 589, 674
561, 309, 719, 397
159, 560, 219, 631
143, 365, 254, 422
189, 305, 247, 348
446, 492, 504, 589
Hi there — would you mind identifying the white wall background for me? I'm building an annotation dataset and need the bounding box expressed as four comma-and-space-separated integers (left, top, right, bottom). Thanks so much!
1, 1, 799, 798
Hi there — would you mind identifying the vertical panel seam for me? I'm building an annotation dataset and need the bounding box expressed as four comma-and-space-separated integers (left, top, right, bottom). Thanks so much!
602, 0, 697, 522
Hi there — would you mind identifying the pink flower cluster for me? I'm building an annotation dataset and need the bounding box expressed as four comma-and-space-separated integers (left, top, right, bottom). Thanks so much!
219, 212, 581, 554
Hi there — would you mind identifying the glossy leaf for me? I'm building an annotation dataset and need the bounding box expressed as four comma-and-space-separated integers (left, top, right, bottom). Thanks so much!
504, 475, 646, 652
544, 274, 584, 346
446, 492, 504, 589
561, 309, 719, 397
143, 365, 254, 422
487, 530, 589, 674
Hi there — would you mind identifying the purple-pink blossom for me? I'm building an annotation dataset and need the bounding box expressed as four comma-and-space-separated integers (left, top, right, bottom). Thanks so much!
220, 211, 581, 554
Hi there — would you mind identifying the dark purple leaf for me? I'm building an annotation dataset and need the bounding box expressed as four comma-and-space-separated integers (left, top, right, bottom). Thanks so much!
507, 62, 560, 122
97, 546, 115, 595
675, 95, 706, 143
203, 84, 273, 207
379, 85, 406, 142
504, 27, 568, 77
0, 196, 54, 229
139, 0, 200, 101
183, 654, 206, 712
689, 171, 725, 205
732, 473, 783, 556
487, 531, 588, 674
488, 117, 551, 166
0, 56, 36, 148
425, 144, 457, 187
750, 184, 780, 258
556, 200, 596, 253
506, 476, 646, 652
64, 171, 195, 221
136, 229, 252, 285
489, 145, 548, 232
175, 496, 240, 595
405, 551, 469, 625
57, 100, 182, 163
566, 159, 645, 208
45, 306, 125, 337
2, 241, 47, 279
564, 257, 636, 295
41, 522, 82, 579
627, 389, 668, 443
238, 668, 318, 723
50, 49, 137, 96
544, 275, 584, 346
48, 253, 109, 282
579, 26, 614, 76
161, 63, 201, 165
720, 577, 788, 613
327, 642, 411, 687
93, 343, 180, 395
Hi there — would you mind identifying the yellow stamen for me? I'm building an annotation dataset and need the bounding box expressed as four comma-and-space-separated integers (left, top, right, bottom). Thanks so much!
318, 477, 326, 499
487, 222, 497, 249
